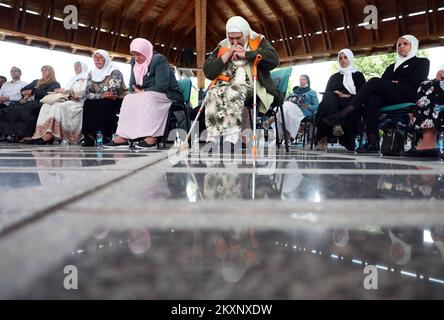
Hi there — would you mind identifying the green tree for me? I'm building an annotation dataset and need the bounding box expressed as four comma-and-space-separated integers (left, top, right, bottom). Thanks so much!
332, 49, 428, 80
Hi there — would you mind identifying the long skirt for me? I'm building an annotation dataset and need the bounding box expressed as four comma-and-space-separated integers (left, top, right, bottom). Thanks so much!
32, 100, 84, 144
0, 100, 42, 137
273, 101, 306, 139
116, 91, 172, 140
82, 98, 122, 139
413, 80, 444, 130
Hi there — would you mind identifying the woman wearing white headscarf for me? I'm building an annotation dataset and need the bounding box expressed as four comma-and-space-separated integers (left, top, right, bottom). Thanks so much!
203, 16, 282, 146
314, 49, 366, 152
404, 64, 444, 158
81, 50, 126, 146
324, 35, 430, 153
31, 61, 89, 144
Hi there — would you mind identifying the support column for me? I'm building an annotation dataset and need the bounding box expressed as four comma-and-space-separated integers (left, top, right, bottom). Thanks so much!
195, 0, 207, 90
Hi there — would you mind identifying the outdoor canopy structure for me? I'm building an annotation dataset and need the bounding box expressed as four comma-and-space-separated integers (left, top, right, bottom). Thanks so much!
0, 0, 444, 88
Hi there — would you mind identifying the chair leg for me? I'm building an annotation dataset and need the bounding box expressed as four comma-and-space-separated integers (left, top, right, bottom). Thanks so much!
310, 122, 315, 150
279, 104, 290, 153
302, 120, 307, 149
274, 109, 280, 149
163, 112, 171, 148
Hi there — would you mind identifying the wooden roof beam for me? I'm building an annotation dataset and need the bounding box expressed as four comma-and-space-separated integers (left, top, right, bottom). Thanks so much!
287, 0, 312, 53
262, 0, 293, 56
140, 0, 158, 21
112, 0, 137, 51
312, 0, 333, 50
365, 0, 380, 43
338, 0, 354, 47
155, 0, 182, 26
240, 0, 270, 39
171, 1, 195, 32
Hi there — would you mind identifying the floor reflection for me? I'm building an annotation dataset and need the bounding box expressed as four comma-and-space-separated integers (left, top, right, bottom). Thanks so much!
164, 171, 444, 201
16, 225, 444, 299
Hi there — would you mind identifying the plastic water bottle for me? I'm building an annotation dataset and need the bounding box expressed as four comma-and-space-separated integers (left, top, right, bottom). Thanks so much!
355, 135, 361, 149
60, 139, 69, 148
438, 131, 444, 154
96, 131, 103, 148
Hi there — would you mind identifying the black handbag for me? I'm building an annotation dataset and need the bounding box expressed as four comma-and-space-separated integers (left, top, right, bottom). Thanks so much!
381, 129, 405, 156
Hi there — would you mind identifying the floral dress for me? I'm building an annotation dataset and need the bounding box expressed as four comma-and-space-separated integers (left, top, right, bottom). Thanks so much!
413, 79, 444, 130
204, 60, 253, 141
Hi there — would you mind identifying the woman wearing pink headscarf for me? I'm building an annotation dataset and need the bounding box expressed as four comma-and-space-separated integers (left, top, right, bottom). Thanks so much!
105, 38, 183, 149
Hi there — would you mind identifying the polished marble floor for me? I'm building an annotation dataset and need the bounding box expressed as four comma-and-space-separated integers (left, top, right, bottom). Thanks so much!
0, 141, 444, 299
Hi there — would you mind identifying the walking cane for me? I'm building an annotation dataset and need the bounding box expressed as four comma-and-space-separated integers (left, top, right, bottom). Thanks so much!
180, 101, 205, 151
251, 54, 263, 161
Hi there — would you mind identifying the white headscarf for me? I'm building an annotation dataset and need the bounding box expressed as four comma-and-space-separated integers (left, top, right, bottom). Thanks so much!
333, 228, 349, 247
224, 16, 262, 50
91, 49, 118, 82
338, 49, 358, 95
394, 35, 419, 72
389, 231, 412, 266
65, 61, 89, 90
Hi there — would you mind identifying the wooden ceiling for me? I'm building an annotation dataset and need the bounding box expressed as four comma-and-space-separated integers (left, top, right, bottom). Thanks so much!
1, 0, 444, 67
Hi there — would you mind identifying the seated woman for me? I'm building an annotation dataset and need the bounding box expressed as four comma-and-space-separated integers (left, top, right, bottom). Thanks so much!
105, 38, 183, 149
324, 35, 430, 153
404, 65, 444, 158
262, 75, 319, 143
203, 16, 282, 146
31, 62, 89, 145
81, 50, 126, 146
0, 65, 60, 142
315, 49, 366, 151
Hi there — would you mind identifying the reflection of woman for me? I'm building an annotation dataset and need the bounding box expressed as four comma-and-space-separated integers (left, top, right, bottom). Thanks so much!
31, 62, 88, 144
0, 65, 60, 141
128, 227, 151, 255
214, 229, 259, 283
333, 228, 349, 247
389, 230, 412, 266
315, 49, 366, 151
81, 50, 126, 146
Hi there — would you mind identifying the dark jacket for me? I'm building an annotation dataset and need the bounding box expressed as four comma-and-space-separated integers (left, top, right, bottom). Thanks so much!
325, 72, 367, 95
381, 56, 430, 101
203, 37, 283, 106
128, 53, 184, 103
21, 80, 61, 101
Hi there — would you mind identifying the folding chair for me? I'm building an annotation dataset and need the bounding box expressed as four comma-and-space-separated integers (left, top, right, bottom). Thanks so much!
161, 78, 192, 148
264, 67, 293, 152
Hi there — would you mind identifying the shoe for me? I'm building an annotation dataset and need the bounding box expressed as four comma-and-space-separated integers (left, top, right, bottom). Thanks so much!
323, 113, 346, 127
314, 141, 327, 152
403, 148, 440, 158
332, 125, 344, 137
355, 142, 379, 154
81, 137, 95, 147
104, 140, 130, 149
33, 137, 54, 145
136, 140, 157, 149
